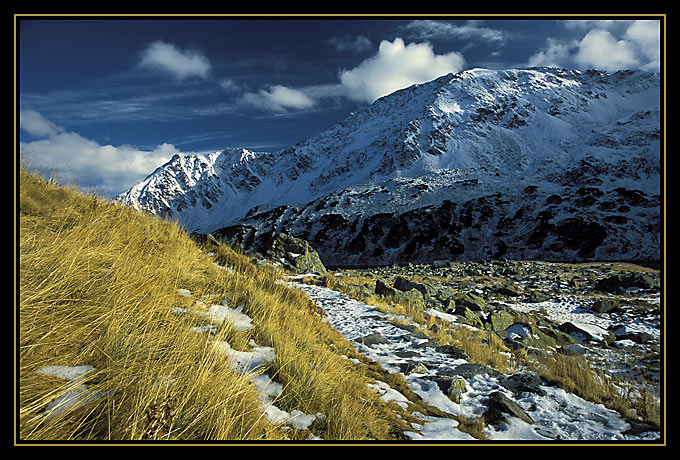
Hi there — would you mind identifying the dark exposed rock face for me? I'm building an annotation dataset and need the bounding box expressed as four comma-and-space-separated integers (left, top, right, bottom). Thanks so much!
212, 176, 660, 268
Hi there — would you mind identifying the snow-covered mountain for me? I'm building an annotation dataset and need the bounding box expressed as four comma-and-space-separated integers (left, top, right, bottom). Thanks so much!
117, 67, 661, 266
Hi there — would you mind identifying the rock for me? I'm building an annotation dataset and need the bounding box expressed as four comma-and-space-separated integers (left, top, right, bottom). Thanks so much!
499, 372, 546, 397
443, 363, 500, 379
594, 272, 659, 292
452, 306, 485, 329
434, 344, 469, 360
433, 287, 458, 308
355, 333, 390, 347
261, 232, 327, 274
504, 322, 570, 349
557, 322, 593, 343
526, 290, 550, 303
591, 298, 620, 314
429, 375, 468, 403
452, 291, 487, 311
487, 309, 515, 332
394, 350, 421, 359
393, 323, 419, 333
447, 376, 468, 404
408, 362, 429, 375
482, 406, 505, 426
483, 391, 534, 425
375, 279, 396, 298
611, 325, 654, 344
495, 282, 522, 297
558, 343, 588, 355
393, 276, 429, 298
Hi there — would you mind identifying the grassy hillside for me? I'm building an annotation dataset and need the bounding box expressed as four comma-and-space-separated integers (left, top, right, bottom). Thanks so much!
17, 168, 660, 443
17, 169, 430, 442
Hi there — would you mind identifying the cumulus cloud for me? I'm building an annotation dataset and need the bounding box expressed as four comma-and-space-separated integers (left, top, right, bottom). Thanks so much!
339, 38, 466, 103
139, 40, 211, 80
238, 85, 316, 113
528, 37, 574, 68
528, 20, 660, 72
20, 110, 178, 196
625, 20, 661, 71
574, 29, 640, 71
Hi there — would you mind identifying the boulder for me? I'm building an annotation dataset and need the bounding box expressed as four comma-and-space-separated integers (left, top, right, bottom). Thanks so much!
443, 363, 501, 379
499, 372, 546, 397
452, 306, 485, 329
447, 376, 468, 404
393, 276, 430, 298
495, 282, 522, 297
483, 391, 534, 425
429, 375, 467, 403
375, 279, 397, 298
557, 322, 593, 343
504, 322, 571, 349
525, 290, 550, 303
261, 232, 327, 274
487, 309, 515, 332
591, 298, 621, 314
610, 325, 654, 344
355, 333, 390, 347
452, 291, 487, 311
594, 272, 658, 292
432, 260, 452, 268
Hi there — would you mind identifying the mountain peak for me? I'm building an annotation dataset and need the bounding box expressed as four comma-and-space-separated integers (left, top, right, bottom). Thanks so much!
117, 67, 660, 265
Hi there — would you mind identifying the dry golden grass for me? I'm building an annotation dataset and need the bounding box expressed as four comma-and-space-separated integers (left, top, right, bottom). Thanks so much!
17, 169, 404, 442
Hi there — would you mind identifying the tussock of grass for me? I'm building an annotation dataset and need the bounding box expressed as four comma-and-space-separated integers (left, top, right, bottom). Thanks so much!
17, 169, 402, 442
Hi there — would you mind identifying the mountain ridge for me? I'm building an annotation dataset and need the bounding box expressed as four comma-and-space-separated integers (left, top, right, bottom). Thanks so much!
116, 67, 661, 266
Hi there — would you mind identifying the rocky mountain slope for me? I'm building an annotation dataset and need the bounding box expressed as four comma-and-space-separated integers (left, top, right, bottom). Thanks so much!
117, 67, 661, 267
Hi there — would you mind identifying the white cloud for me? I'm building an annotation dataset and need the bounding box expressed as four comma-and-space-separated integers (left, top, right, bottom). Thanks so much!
20, 109, 64, 138
238, 85, 316, 113
528, 20, 660, 73
574, 29, 640, 71
20, 110, 178, 196
139, 40, 211, 80
528, 37, 574, 68
625, 20, 661, 71
339, 38, 465, 103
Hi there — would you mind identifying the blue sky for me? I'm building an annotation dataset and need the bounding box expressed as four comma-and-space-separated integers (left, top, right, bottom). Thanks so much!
17, 15, 663, 197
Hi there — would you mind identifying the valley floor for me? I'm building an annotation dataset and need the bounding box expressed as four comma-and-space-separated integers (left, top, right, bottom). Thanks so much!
284, 259, 662, 443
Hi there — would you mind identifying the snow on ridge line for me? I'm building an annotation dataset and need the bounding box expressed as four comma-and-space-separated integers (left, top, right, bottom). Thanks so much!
115, 66, 660, 266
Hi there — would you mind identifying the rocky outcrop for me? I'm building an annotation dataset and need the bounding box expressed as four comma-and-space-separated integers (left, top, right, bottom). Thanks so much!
258, 232, 327, 275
